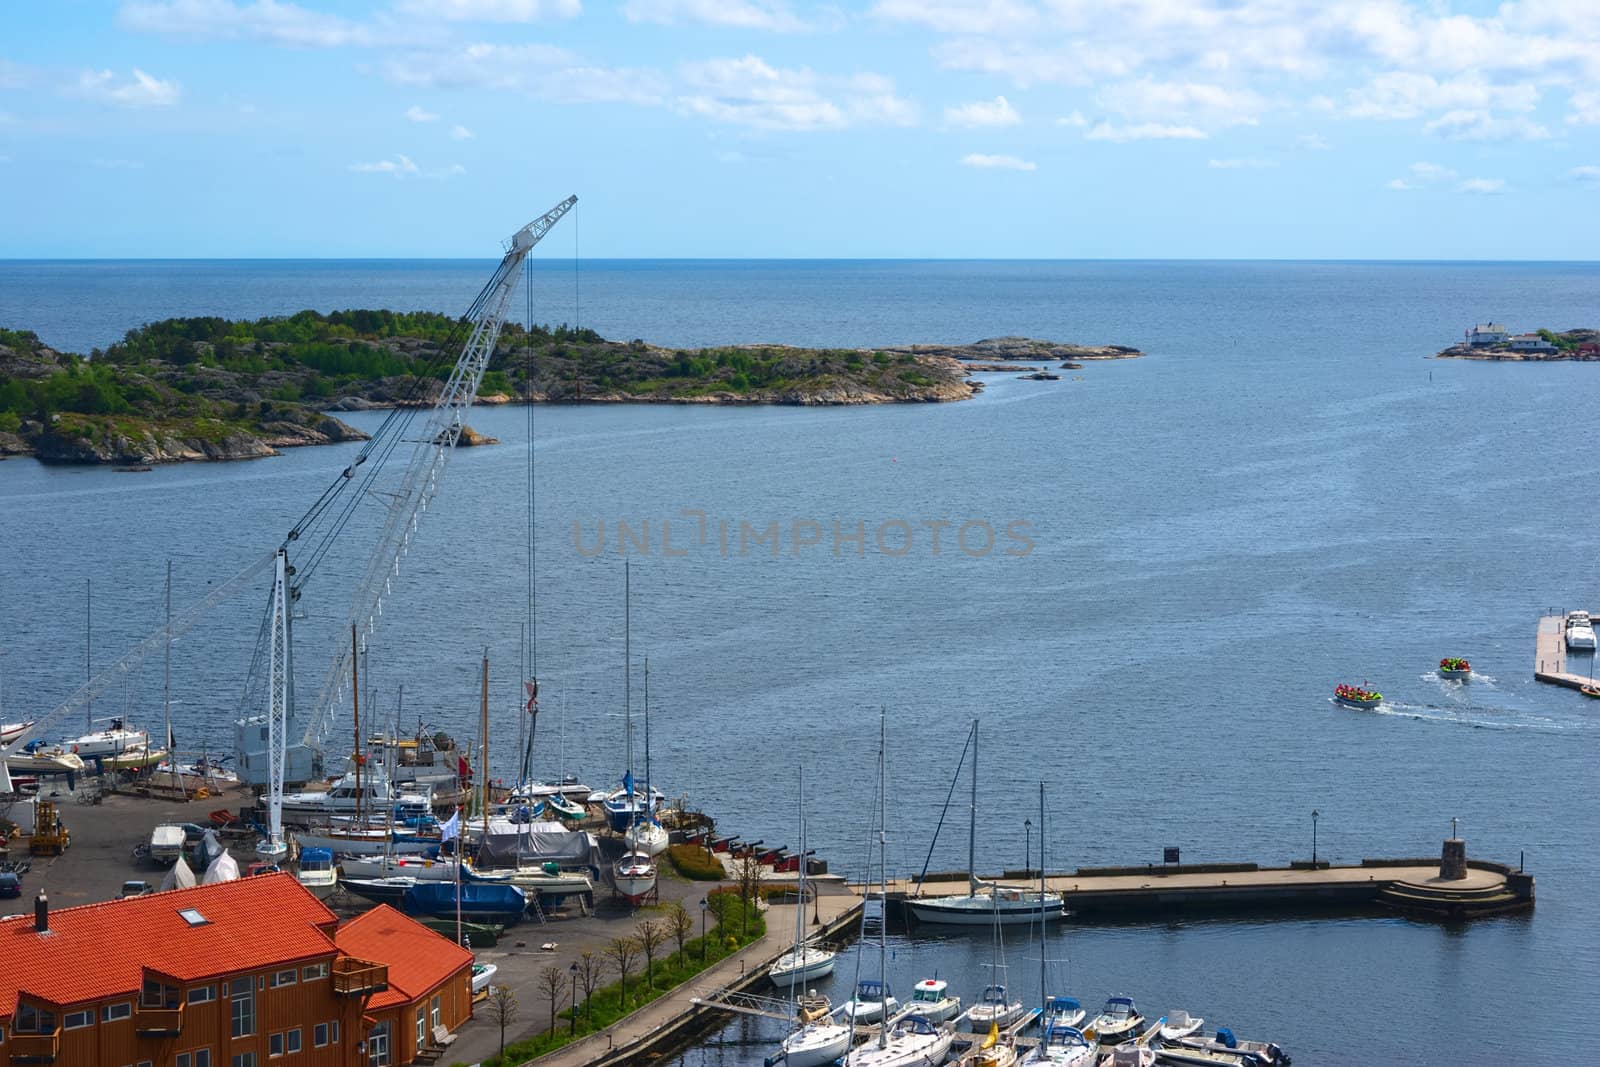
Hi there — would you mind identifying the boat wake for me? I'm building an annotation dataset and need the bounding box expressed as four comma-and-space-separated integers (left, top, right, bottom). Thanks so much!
1344, 698, 1585, 733
1421, 670, 1499, 688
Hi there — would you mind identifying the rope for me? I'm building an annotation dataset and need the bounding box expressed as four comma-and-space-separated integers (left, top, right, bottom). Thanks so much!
913, 724, 973, 895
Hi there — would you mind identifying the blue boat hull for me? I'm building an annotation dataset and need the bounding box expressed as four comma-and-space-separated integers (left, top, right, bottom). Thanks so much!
402, 881, 527, 925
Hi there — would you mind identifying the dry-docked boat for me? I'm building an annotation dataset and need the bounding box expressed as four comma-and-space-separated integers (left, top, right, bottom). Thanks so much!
4, 745, 86, 776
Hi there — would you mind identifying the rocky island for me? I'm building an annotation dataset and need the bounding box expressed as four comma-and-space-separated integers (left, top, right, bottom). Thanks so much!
0, 312, 1140, 465
1437, 326, 1599, 360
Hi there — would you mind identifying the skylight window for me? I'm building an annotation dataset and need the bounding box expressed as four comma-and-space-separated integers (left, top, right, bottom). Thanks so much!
179, 908, 208, 926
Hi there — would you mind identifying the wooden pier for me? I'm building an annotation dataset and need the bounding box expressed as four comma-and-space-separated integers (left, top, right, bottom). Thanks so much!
1534, 611, 1598, 691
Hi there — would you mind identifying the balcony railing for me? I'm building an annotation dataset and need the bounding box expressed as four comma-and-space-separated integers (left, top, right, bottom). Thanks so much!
135, 1003, 185, 1038
331, 957, 389, 997
7, 1029, 62, 1064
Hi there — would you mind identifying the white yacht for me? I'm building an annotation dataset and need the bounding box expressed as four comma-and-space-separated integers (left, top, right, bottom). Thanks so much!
840, 978, 898, 1025
280, 765, 428, 823
907, 978, 963, 1024
778, 1014, 853, 1067
624, 818, 670, 857
64, 719, 149, 760
967, 985, 1026, 1032
1568, 611, 1597, 650
843, 1013, 955, 1067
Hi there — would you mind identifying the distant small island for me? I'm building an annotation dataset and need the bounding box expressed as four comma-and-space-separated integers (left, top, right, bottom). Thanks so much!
0, 313, 1141, 466
1437, 325, 1600, 360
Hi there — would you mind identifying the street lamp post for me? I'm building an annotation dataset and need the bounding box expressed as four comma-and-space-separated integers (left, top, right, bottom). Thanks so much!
568, 962, 579, 1035
1312, 809, 1320, 865
1024, 818, 1032, 876
700, 897, 708, 962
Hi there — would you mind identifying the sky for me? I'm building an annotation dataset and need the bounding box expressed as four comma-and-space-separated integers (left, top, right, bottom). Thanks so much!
0, 0, 1598, 258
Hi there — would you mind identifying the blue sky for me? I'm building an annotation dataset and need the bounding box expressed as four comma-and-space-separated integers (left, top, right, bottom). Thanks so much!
1, 0, 1597, 258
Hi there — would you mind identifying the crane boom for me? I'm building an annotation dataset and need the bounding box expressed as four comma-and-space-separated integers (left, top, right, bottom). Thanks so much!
299, 196, 577, 749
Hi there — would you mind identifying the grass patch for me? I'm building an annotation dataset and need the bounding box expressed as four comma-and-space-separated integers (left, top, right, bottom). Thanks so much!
667, 843, 725, 881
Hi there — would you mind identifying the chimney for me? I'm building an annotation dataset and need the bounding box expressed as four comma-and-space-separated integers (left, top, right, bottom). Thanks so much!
34, 892, 48, 933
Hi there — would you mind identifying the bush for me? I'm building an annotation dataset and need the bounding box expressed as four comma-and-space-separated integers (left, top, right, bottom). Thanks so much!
667, 844, 725, 881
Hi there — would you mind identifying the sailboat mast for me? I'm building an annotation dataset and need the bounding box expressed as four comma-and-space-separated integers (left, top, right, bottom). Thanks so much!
1039, 782, 1046, 1006
164, 561, 176, 791
969, 718, 978, 893
643, 657, 651, 814
481, 651, 490, 841
878, 707, 888, 1051
351, 624, 362, 824
85, 578, 92, 730
624, 561, 633, 800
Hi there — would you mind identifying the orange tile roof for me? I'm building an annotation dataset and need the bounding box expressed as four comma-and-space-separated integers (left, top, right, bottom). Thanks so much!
0, 874, 340, 1018
334, 905, 473, 1011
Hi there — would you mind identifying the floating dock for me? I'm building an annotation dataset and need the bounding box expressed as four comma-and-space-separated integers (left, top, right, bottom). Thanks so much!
1534, 611, 1598, 691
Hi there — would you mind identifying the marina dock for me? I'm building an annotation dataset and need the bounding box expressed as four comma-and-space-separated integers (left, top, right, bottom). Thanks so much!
886, 845, 1533, 922
1534, 611, 1598, 691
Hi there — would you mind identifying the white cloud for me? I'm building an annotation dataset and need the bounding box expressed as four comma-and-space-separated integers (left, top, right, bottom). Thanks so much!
349, 154, 419, 175
1569, 165, 1600, 185
1083, 121, 1207, 142
677, 55, 917, 131
931, 38, 1138, 89
1569, 89, 1600, 125
870, 0, 1037, 35
945, 95, 1020, 128
623, 0, 806, 32
405, 104, 438, 122
392, 0, 579, 19
120, 0, 379, 47
1207, 157, 1277, 169
1295, 133, 1329, 150
450, 124, 474, 139
961, 152, 1036, 171
77, 68, 181, 108
1458, 177, 1507, 194
1056, 111, 1087, 128
1096, 79, 1267, 128
1386, 160, 1457, 190
1424, 109, 1551, 141
1340, 72, 1539, 120
384, 43, 578, 89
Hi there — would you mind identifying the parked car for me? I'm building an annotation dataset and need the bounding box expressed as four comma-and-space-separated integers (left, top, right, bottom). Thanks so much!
0, 872, 21, 899
119, 880, 153, 899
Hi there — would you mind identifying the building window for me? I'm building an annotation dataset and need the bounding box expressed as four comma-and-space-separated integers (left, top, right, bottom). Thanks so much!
231, 1054, 256, 1067
330, 1021, 339, 1044
138, 1061, 153, 1067
367, 1021, 390, 1067
143, 979, 177, 1008
179, 1053, 211, 1067
302, 963, 328, 982
286, 1029, 301, 1054
230, 978, 255, 1038
430, 996, 441, 1031
415, 1013, 426, 1052
269, 1033, 284, 1057
63, 1010, 93, 1030
188, 986, 216, 1004
15, 1004, 56, 1034
102, 1002, 133, 1023
313, 1024, 328, 1048
270, 970, 297, 989
178, 1055, 190, 1067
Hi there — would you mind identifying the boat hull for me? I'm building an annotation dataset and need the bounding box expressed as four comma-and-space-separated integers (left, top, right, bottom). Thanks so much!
294, 831, 436, 856
780, 1022, 853, 1067
769, 948, 836, 986
402, 881, 527, 925
1438, 668, 1471, 680
1332, 695, 1381, 710
968, 1003, 1026, 1031
907, 892, 1064, 925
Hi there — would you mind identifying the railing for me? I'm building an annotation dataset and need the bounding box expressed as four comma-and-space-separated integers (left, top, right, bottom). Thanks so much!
135, 1002, 185, 1037
7, 1029, 62, 1063
331, 957, 389, 997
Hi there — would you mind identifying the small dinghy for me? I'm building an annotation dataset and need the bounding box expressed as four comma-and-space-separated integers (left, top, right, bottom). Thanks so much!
1332, 684, 1382, 709
1438, 657, 1472, 680
1160, 1011, 1204, 1041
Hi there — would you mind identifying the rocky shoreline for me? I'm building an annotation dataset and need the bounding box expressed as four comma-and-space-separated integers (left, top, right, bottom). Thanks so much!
0, 317, 1140, 466
1436, 328, 1598, 360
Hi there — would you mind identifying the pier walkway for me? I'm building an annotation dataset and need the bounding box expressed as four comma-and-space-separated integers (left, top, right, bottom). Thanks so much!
1534, 612, 1598, 691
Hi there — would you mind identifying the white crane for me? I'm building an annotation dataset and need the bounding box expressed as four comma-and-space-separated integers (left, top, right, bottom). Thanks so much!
249, 197, 577, 855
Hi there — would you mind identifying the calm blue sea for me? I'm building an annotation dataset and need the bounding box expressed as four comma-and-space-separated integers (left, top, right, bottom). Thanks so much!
2, 259, 1599, 1064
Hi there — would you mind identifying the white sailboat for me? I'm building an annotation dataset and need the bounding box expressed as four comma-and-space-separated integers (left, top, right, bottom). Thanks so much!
771, 772, 836, 987
908, 721, 1064, 927
64, 718, 149, 760
622, 659, 669, 858
844, 710, 955, 1067
1021, 785, 1092, 1067
610, 565, 658, 906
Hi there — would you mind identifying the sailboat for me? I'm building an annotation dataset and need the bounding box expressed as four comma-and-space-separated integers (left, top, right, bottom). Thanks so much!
908, 721, 1064, 926
609, 563, 657, 905
1021, 785, 1092, 1067
843, 710, 955, 1067
770, 771, 836, 986
965, 891, 1025, 1032
623, 659, 669, 858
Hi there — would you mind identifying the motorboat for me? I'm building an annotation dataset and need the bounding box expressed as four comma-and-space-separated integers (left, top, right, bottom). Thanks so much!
777, 1013, 853, 1067
1021, 1022, 1095, 1066
1568, 611, 1597, 650
967, 985, 1026, 1032
1582, 684, 1600, 699
840, 979, 898, 1025
624, 817, 670, 858
1039, 996, 1087, 1031
769, 943, 836, 987
1158, 1029, 1290, 1066
0, 721, 34, 746
1104, 1019, 1164, 1067
842, 1013, 955, 1067
613, 849, 657, 905
1159, 1012, 1204, 1041
65, 720, 149, 760
341, 875, 420, 906
149, 824, 186, 865
1087, 998, 1145, 1045
1332, 684, 1382, 710
471, 962, 498, 995
513, 775, 592, 800
1437, 657, 1472, 681
907, 978, 962, 1024
296, 847, 338, 897
280, 766, 429, 824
